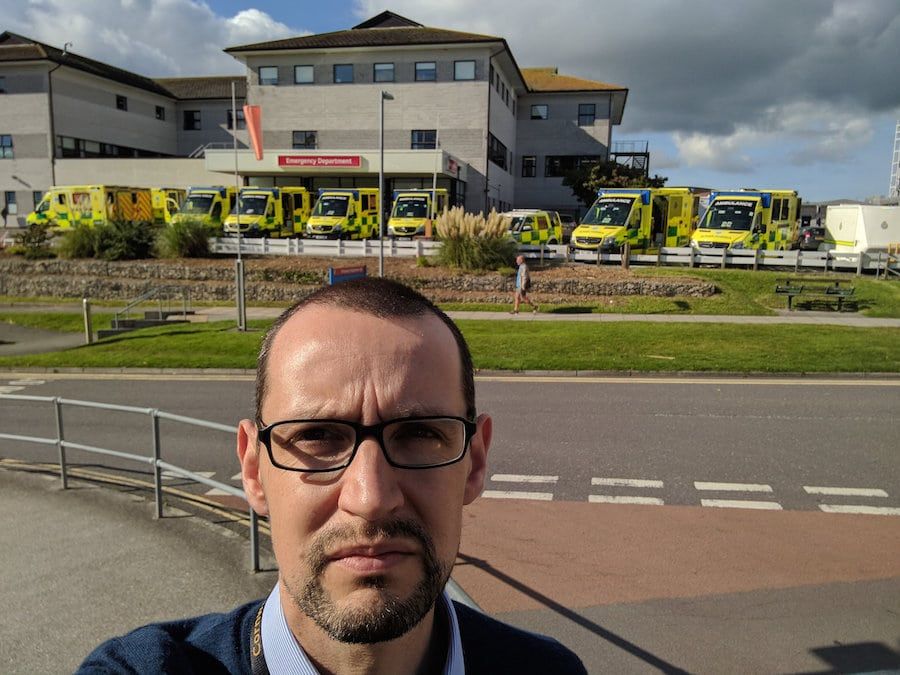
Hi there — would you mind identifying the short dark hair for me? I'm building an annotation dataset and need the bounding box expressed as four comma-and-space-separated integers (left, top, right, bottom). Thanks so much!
255, 278, 476, 423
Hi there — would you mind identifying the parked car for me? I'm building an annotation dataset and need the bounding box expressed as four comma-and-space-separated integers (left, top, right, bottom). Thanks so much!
797, 225, 826, 251
558, 213, 577, 244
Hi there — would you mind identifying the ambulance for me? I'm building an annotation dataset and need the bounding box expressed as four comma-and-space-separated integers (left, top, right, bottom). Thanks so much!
569, 187, 701, 253
504, 209, 563, 245
27, 185, 153, 230
222, 187, 313, 238
150, 187, 186, 225
306, 188, 380, 240
172, 186, 237, 234
387, 189, 448, 238
691, 189, 801, 250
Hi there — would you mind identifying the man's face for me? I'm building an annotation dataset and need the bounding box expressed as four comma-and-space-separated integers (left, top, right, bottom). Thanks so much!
238, 306, 490, 643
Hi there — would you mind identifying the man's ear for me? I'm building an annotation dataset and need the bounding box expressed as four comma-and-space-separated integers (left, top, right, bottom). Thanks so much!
463, 414, 492, 505
237, 419, 269, 516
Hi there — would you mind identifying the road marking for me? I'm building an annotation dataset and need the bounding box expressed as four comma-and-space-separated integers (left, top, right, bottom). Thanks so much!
592, 477, 664, 489
491, 474, 558, 484
162, 470, 216, 482
695, 481, 773, 493
482, 490, 553, 501
204, 488, 233, 496
8, 379, 45, 386
0, 386, 24, 394
819, 504, 900, 516
589, 495, 664, 505
701, 499, 783, 510
231, 472, 242, 481
804, 486, 888, 498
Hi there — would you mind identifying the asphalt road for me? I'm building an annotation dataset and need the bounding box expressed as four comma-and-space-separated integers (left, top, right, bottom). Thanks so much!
1, 374, 898, 513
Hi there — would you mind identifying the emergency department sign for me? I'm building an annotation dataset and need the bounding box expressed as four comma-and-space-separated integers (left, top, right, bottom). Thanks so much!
277, 155, 362, 167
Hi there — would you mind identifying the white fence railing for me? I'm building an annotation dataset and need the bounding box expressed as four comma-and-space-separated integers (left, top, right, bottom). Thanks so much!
210, 237, 899, 276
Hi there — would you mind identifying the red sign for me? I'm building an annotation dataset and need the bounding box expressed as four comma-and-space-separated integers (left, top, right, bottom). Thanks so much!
278, 155, 361, 167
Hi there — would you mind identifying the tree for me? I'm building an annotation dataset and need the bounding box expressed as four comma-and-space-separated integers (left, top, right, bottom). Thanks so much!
562, 161, 668, 206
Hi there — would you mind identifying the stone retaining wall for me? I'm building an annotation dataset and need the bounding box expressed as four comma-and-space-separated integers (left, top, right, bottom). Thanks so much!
0, 258, 717, 303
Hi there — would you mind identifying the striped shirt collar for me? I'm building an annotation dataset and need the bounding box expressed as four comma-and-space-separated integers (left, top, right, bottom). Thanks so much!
261, 584, 465, 675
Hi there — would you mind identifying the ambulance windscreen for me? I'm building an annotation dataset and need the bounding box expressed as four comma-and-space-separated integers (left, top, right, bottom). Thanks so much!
313, 196, 349, 217
233, 195, 268, 215
580, 197, 634, 226
181, 195, 214, 214
701, 201, 755, 230
393, 197, 428, 218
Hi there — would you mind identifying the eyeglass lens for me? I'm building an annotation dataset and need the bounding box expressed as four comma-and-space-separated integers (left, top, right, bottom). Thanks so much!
267, 418, 467, 470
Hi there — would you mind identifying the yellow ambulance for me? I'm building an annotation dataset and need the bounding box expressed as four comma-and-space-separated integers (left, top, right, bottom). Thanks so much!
172, 186, 237, 234
387, 189, 448, 238
222, 187, 313, 238
27, 185, 153, 230
150, 187, 186, 225
570, 187, 700, 252
504, 209, 564, 245
306, 188, 380, 240
691, 189, 801, 250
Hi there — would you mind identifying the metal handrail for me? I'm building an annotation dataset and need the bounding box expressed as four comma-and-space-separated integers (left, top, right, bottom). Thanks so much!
0, 392, 481, 607
113, 285, 191, 328
0, 392, 261, 571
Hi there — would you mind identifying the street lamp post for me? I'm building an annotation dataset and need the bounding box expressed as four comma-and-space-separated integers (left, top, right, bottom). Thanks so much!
378, 90, 393, 278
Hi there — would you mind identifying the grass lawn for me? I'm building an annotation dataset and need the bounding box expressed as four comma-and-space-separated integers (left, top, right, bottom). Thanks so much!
0, 318, 897, 373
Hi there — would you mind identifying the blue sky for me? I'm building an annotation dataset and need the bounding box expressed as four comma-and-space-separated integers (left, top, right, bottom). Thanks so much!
3, 0, 899, 202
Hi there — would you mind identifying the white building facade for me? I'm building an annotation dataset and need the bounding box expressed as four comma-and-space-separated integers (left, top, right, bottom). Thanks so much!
0, 11, 627, 225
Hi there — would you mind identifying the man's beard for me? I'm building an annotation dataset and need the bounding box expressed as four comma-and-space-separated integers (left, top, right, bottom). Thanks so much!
288, 519, 451, 644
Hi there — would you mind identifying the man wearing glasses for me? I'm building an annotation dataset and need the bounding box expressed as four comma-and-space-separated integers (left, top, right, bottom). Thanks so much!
79, 278, 585, 674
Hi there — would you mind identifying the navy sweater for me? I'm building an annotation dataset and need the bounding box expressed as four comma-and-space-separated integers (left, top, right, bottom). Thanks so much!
77, 599, 587, 674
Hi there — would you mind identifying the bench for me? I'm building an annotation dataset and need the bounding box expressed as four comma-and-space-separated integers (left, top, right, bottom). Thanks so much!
775, 277, 855, 311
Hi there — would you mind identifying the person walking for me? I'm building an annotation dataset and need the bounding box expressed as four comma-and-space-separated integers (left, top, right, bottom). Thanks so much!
1, 203, 8, 227
511, 254, 538, 314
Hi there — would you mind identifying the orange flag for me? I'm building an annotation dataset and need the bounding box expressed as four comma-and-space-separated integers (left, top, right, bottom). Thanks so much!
243, 105, 263, 160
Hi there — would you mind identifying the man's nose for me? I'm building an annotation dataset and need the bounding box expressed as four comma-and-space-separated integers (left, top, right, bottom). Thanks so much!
336, 436, 404, 520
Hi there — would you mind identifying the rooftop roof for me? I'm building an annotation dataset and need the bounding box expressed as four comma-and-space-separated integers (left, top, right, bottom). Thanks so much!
153, 76, 246, 100
522, 67, 626, 93
0, 31, 173, 98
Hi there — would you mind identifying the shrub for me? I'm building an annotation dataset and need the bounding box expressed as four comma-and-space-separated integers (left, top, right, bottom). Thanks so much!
434, 207, 517, 271
156, 218, 210, 258
57, 223, 97, 259
93, 220, 156, 260
14, 222, 55, 260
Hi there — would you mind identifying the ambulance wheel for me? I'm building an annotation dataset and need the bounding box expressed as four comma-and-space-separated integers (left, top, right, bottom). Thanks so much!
548, 238, 558, 245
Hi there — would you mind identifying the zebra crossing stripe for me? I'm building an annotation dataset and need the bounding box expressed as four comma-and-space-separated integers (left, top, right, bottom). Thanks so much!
701, 499, 782, 510
491, 474, 558, 484
818, 504, 900, 516
589, 495, 664, 505
592, 478, 663, 488
483, 490, 553, 501
804, 486, 888, 498
695, 482, 773, 493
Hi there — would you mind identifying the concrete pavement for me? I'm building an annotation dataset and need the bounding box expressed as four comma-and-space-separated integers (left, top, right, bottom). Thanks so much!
3, 462, 900, 674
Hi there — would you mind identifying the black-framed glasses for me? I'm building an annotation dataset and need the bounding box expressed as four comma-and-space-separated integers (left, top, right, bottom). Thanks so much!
257, 415, 478, 473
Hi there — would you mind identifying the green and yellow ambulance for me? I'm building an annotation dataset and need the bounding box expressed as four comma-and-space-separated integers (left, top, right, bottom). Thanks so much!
306, 188, 380, 240
691, 189, 800, 250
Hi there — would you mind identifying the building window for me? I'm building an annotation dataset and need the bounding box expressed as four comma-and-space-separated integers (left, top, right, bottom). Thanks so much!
83, 140, 101, 157
415, 61, 436, 82
522, 156, 536, 177
411, 130, 437, 150
33, 191, 43, 208
544, 155, 602, 177
488, 133, 507, 170
333, 64, 354, 84
489, 64, 494, 83
578, 103, 596, 126
530, 104, 548, 120
454, 60, 475, 81
226, 109, 246, 130
116, 95, 127, 111
374, 63, 394, 82
292, 130, 317, 149
155, 105, 165, 120
183, 110, 201, 131
294, 65, 314, 84
259, 66, 279, 85
0, 134, 13, 158
0, 76, 6, 93
4, 191, 16, 215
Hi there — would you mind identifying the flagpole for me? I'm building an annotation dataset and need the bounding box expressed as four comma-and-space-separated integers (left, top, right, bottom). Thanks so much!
231, 81, 246, 331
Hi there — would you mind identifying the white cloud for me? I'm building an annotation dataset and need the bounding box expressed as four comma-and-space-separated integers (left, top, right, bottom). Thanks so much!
1, 0, 304, 76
